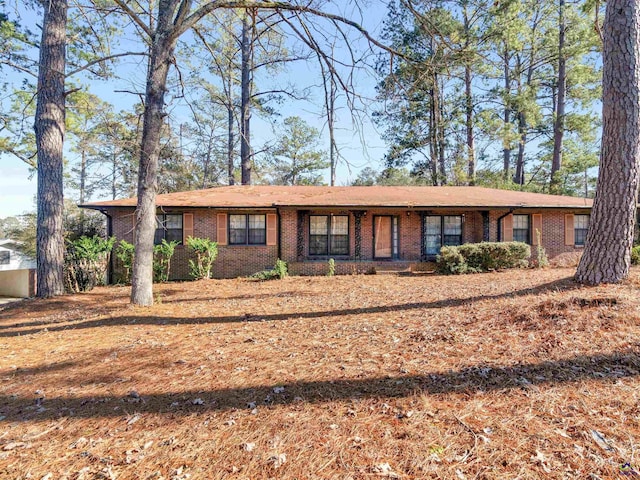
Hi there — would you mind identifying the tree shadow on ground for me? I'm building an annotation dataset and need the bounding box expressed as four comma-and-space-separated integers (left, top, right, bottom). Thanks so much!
0, 277, 581, 337
1, 349, 637, 422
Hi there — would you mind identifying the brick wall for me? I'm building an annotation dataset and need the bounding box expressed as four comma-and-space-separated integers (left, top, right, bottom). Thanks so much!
108, 206, 589, 281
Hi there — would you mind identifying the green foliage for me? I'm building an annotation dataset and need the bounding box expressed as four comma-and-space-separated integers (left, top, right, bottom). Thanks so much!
250, 259, 288, 281
153, 239, 179, 283
532, 230, 549, 268
632, 246, 640, 266
64, 236, 116, 293
266, 116, 329, 185
115, 240, 135, 284
274, 258, 288, 279
437, 242, 531, 275
186, 236, 218, 279
327, 258, 336, 277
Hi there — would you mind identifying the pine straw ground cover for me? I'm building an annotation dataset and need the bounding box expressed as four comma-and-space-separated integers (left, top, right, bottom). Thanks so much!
1, 269, 640, 479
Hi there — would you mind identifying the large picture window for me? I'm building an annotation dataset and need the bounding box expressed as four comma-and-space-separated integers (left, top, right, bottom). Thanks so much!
229, 214, 266, 245
574, 214, 589, 246
309, 215, 349, 256
424, 215, 463, 255
155, 214, 183, 245
512, 214, 530, 243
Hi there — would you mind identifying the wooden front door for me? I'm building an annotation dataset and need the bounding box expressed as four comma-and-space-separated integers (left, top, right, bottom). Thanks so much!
374, 216, 393, 258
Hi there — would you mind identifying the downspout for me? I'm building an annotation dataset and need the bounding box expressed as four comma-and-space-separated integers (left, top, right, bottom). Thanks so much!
103, 210, 114, 284
496, 208, 515, 242
276, 207, 282, 260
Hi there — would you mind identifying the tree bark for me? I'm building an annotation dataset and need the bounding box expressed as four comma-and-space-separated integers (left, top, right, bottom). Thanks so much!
465, 63, 475, 185
34, 0, 67, 298
502, 46, 511, 180
240, 10, 253, 185
227, 76, 235, 185
575, 0, 640, 284
130, 20, 176, 306
550, 0, 566, 193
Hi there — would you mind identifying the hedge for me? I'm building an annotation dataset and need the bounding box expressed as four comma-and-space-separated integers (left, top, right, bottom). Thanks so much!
436, 242, 531, 274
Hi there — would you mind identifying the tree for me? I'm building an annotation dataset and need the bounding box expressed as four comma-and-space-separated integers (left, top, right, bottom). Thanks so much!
34, 0, 68, 298
267, 116, 328, 185
113, 0, 393, 305
575, 0, 640, 284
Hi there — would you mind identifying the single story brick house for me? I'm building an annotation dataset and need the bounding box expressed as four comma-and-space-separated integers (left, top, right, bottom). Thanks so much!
82, 185, 593, 279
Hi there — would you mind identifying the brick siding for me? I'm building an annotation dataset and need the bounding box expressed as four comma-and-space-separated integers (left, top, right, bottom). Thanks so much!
108, 207, 587, 280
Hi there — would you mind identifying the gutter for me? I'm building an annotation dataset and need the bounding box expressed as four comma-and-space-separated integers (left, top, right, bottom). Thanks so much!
276, 207, 282, 260
496, 209, 515, 241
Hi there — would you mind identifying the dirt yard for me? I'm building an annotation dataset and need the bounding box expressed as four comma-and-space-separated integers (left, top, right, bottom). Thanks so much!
1, 268, 640, 479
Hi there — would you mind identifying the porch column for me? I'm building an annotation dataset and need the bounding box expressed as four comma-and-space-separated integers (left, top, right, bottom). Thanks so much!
296, 210, 307, 261
420, 211, 427, 260
482, 211, 490, 241
351, 210, 365, 260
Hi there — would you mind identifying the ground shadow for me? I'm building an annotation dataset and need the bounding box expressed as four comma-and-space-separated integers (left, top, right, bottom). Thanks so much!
0, 277, 581, 337
1, 349, 637, 422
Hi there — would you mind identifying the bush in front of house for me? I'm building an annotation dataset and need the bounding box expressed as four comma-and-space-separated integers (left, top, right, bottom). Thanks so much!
153, 239, 179, 283
437, 242, 531, 274
64, 236, 116, 292
115, 240, 135, 284
632, 245, 640, 265
250, 258, 288, 281
186, 236, 218, 279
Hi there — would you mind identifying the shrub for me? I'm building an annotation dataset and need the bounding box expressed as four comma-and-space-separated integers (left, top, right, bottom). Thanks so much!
115, 240, 135, 284
436, 246, 468, 274
274, 258, 288, 279
437, 242, 530, 275
632, 245, 640, 265
64, 236, 116, 292
531, 229, 549, 268
251, 259, 288, 281
327, 258, 336, 277
153, 239, 179, 283
186, 236, 218, 279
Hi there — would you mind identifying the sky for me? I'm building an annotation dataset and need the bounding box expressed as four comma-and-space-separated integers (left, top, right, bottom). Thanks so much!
0, 1, 392, 219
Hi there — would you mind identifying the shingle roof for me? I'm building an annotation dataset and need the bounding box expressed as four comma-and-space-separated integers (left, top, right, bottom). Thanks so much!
81, 185, 593, 210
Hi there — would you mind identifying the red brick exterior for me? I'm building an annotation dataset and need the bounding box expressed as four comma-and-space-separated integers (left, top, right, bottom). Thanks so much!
107, 207, 588, 280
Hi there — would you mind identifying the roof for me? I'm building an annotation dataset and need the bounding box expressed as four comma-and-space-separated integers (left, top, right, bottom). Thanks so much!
80, 185, 593, 210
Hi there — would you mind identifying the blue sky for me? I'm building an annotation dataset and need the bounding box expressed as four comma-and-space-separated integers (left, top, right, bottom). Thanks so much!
0, 2, 392, 219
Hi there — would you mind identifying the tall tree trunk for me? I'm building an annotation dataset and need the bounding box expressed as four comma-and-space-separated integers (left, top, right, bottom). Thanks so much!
328, 76, 337, 186
34, 0, 67, 298
429, 84, 438, 186
550, 0, 566, 194
227, 83, 235, 185
79, 149, 86, 205
465, 63, 475, 185
514, 111, 527, 186
463, 5, 475, 185
240, 10, 253, 185
502, 46, 511, 180
575, 0, 640, 284
111, 150, 117, 200
437, 77, 446, 184
130, 22, 176, 306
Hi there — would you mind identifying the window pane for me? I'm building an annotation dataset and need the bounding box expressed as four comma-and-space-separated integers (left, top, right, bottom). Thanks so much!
513, 215, 529, 230
443, 216, 462, 235
310, 216, 328, 235
575, 214, 589, 230
330, 235, 349, 255
513, 230, 529, 243
165, 214, 182, 229
575, 229, 588, 246
166, 229, 182, 243
331, 216, 348, 235
247, 215, 266, 245
309, 235, 328, 255
425, 216, 442, 255
229, 214, 247, 244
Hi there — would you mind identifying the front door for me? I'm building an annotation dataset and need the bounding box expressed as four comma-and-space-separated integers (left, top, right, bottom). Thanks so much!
374, 216, 393, 258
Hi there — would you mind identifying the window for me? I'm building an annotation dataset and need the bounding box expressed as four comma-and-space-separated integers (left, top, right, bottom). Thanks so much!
424, 215, 463, 255
229, 214, 266, 245
574, 214, 590, 246
155, 214, 183, 245
512, 215, 530, 243
309, 215, 349, 256
0, 251, 9, 265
